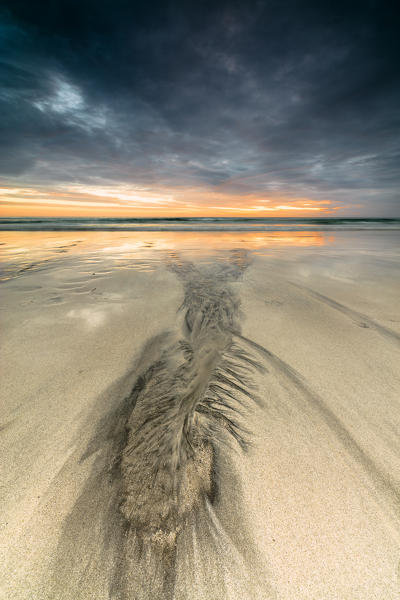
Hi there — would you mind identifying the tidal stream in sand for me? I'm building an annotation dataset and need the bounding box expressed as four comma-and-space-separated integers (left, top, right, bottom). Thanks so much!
1, 228, 400, 599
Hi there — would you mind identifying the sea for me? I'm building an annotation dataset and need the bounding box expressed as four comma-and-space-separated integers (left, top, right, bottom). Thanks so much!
1, 217, 399, 231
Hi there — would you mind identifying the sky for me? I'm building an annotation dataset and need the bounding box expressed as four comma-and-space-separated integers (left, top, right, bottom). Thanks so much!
0, 0, 399, 217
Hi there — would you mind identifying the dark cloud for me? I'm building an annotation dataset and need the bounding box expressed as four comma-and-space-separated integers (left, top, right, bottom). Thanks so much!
0, 0, 399, 214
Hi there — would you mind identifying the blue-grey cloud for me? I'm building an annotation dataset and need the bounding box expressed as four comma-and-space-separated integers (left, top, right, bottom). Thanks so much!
0, 0, 399, 214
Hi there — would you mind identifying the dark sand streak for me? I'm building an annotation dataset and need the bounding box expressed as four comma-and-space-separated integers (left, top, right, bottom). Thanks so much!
0, 419, 16, 433
290, 282, 400, 346
237, 334, 400, 522
51, 251, 274, 600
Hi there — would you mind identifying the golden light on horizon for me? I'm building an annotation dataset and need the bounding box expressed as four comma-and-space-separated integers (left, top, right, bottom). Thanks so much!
0, 183, 341, 218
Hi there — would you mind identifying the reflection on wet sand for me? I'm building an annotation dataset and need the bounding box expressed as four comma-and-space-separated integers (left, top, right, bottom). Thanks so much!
0, 230, 330, 282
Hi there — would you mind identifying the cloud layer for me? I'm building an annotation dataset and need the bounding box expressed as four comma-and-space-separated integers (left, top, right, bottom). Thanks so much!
1, 0, 399, 215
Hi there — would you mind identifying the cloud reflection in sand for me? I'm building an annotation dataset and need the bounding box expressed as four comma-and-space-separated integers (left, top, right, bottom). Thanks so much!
0, 230, 331, 282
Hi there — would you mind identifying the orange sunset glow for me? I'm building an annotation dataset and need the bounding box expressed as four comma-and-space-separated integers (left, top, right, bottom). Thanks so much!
0, 229, 331, 281
0, 183, 340, 217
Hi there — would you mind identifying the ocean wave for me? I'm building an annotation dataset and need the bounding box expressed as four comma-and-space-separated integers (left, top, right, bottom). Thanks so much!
0, 217, 399, 231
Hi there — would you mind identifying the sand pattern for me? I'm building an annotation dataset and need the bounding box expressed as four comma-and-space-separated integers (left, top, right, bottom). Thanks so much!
49, 250, 274, 600
1, 231, 400, 600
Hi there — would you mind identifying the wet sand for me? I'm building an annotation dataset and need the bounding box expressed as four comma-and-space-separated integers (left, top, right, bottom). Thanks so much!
0, 231, 399, 599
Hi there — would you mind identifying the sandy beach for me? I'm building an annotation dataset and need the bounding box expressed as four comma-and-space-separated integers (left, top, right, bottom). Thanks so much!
1, 229, 400, 599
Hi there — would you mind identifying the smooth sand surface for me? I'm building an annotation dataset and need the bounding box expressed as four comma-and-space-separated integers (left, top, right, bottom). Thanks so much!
0, 231, 399, 599
239, 256, 400, 599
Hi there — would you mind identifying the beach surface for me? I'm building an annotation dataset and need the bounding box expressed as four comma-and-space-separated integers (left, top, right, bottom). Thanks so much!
1, 229, 399, 599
